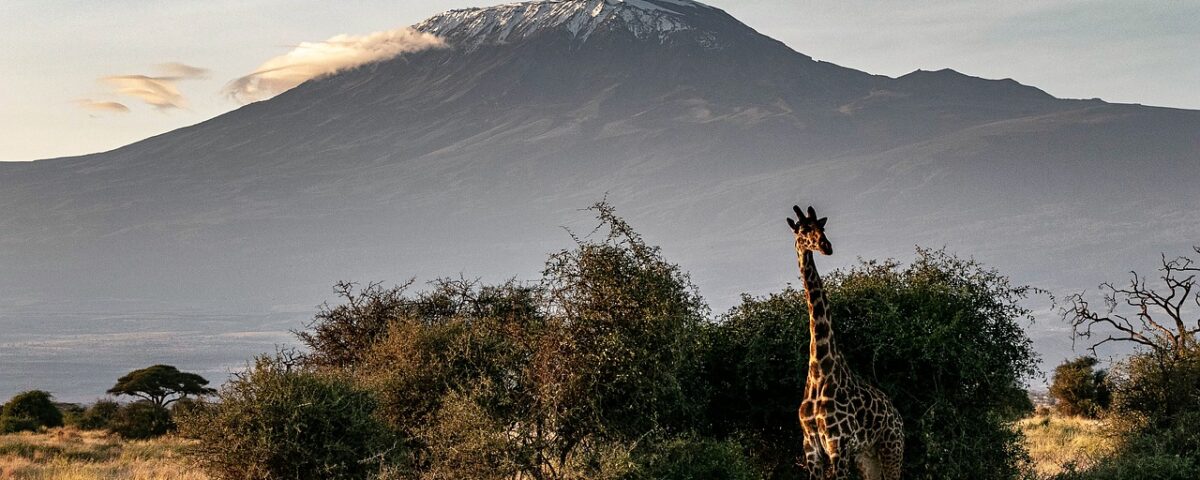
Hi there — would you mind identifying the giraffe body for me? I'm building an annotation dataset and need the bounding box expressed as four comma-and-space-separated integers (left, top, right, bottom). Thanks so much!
788, 206, 903, 480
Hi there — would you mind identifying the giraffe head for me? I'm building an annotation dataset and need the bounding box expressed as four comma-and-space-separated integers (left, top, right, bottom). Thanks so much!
787, 205, 832, 255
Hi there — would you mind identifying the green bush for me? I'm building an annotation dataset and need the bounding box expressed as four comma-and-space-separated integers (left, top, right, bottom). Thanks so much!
1049, 356, 1111, 418
702, 289, 808, 477
353, 204, 708, 479
1058, 350, 1200, 479
1, 390, 64, 433
539, 202, 708, 445
628, 436, 757, 480
108, 401, 173, 439
58, 403, 86, 427
178, 354, 399, 480
75, 399, 120, 430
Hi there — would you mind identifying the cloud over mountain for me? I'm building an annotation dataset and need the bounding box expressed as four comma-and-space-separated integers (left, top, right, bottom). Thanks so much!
224, 27, 446, 104
99, 62, 209, 110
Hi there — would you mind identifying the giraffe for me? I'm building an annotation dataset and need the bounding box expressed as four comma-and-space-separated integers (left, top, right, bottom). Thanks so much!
788, 205, 904, 480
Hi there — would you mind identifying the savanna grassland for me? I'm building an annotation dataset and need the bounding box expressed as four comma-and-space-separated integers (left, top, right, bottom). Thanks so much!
0, 420, 1110, 479
1018, 415, 1115, 478
0, 428, 205, 480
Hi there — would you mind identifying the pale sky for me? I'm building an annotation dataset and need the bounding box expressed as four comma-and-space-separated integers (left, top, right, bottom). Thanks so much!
1, 0, 1196, 161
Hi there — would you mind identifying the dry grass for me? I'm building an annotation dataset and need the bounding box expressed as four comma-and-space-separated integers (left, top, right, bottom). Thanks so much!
1019, 414, 1117, 478
0, 427, 207, 480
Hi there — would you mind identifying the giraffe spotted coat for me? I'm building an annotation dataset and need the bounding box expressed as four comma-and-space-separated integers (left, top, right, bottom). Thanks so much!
789, 206, 904, 480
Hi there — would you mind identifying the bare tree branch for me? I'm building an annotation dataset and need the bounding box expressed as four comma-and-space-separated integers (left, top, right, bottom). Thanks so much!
1063, 246, 1200, 359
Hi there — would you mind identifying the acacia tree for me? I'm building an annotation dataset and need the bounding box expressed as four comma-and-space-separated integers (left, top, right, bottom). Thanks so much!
1063, 247, 1200, 359
108, 365, 216, 408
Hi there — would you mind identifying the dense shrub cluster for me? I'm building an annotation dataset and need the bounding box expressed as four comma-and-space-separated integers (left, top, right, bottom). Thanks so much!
74, 399, 120, 430
178, 354, 398, 480
1049, 357, 1110, 418
0, 390, 63, 433
184, 203, 1041, 479
108, 401, 174, 439
1052, 350, 1200, 479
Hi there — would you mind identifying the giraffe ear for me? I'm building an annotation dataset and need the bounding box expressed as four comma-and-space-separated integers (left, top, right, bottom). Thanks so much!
787, 217, 798, 231
807, 206, 817, 219
817, 217, 828, 229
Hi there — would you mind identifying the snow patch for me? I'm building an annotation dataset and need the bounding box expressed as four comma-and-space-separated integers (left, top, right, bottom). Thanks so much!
416, 0, 720, 51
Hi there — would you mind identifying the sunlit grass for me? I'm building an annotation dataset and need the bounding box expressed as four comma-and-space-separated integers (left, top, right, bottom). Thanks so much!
0, 427, 206, 480
1019, 414, 1116, 478
0, 416, 1117, 479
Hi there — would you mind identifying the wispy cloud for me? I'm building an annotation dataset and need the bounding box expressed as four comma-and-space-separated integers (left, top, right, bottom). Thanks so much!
100, 62, 208, 110
73, 99, 130, 114
225, 27, 445, 104
155, 62, 210, 79
102, 75, 189, 109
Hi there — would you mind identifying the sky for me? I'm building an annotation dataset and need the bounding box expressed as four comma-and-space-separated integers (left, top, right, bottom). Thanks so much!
1, 0, 1197, 161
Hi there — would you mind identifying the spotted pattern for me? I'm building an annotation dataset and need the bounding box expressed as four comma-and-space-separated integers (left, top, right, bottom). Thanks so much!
791, 206, 904, 480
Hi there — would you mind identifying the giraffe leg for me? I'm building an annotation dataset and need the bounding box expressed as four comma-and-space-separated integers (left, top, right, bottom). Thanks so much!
824, 453, 853, 480
878, 434, 903, 480
799, 399, 826, 480
801, 432, 825, 480
822, 438, 852, 480
855, 449, 882, 480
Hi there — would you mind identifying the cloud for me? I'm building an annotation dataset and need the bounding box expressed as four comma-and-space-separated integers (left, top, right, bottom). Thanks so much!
155, 62, 210, 79
225, 27, 445, 104
100, 62, 208, 110
102, 75, 189, 109
74, 99, 130, 113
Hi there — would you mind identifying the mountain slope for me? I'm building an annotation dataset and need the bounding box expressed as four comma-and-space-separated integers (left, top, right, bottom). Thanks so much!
1, 0, 1198, 401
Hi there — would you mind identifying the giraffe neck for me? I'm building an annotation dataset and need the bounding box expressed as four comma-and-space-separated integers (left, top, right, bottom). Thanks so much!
799, 250, 841, 377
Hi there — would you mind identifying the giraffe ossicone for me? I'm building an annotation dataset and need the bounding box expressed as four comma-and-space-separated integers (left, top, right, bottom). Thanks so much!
789, 205, 904, 480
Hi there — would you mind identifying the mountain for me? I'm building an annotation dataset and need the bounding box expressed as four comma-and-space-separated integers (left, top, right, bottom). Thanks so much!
2, 0, 1198, 401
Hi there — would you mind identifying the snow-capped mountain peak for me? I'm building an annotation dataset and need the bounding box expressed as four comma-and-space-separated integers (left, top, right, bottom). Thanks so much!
415, 0, 729, 50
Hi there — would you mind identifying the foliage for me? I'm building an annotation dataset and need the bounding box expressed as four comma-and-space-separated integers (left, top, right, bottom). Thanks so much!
539, 201, 708, 447
1108, 347, 1200, 432
1, 390, 64, 433
177, 353, 398, 480
1057, 350, 1200, 479
58, 403, 86, 428
107, 365, 216, 408
826, 249, 1040, 479
357, 202, 708, 479
1049, 357, 1111, 418
109, 402, 173, 439
76, 399, 121, 431
627, 436, 757, 480
359, 279, 545, 476
701, 289, 809, 477
297, 280, 416, 369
